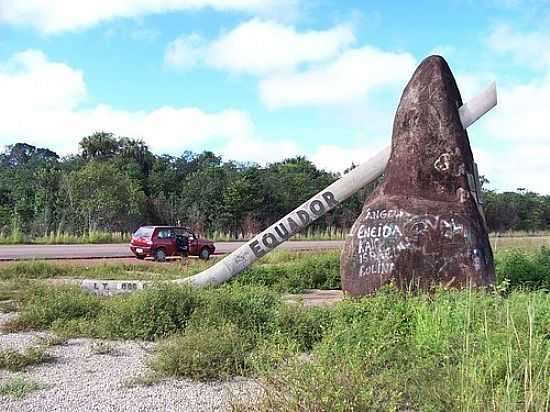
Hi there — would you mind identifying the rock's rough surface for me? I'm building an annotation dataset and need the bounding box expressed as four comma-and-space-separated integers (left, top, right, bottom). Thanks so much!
341, 56, 495, 296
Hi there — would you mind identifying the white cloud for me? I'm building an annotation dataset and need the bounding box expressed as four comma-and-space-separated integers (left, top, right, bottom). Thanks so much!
0, 50, 86, 112
0, 0, 297, 34
165, 19, 355, 74
164, 33, 206, 70
474, 143, 550, 194
311, 144, 379, 173
259, 46, 416, 108
483, 75, 550, 142
487, 24, 550, 69
0, 49, 298, 163
461, 67, 550, 193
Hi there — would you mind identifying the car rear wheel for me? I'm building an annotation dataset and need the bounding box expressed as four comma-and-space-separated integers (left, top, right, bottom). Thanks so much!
199, 247, 211, 260
154, 248, 167, 262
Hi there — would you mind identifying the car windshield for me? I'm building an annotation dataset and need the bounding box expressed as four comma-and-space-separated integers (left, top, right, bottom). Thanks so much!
134, 227, 154, 239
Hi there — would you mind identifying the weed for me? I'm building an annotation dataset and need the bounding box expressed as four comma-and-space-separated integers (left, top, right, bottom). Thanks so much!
90, 284, 202, 340
0, 347, 51, 371
0, 377, 46, 399
5, 286, 102, 332
89, 341, 114, 355
36, 334, 68, 347
120, 372, 162, 388
151, 323, 253, 381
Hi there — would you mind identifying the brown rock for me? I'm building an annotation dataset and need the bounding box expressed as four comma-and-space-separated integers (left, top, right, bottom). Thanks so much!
340, 55, 495, 296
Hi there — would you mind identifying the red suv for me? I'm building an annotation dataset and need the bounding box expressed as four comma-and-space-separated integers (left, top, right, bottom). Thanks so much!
130, 226, 216, 261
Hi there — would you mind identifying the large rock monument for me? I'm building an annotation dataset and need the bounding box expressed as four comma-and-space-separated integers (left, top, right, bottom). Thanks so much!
341, 55, 495, 296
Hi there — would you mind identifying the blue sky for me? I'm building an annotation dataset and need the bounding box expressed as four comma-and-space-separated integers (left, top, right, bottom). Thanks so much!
0, 0, 549, 193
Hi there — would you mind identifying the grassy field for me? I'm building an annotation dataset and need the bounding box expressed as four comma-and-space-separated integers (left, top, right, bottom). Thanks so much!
490, 233, 550, 252
2, 228, 548, 246
2, 283, 549, 411
1, 248, 549, 411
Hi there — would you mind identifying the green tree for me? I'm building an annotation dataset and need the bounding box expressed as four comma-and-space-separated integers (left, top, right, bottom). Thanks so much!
69, 161, 144, 233
79, 132, 119, 161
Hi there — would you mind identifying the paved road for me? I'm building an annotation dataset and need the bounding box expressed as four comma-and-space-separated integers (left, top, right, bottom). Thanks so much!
0, 240, 344, 261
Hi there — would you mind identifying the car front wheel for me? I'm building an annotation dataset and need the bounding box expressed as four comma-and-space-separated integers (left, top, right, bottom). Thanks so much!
199, 248, 211, 260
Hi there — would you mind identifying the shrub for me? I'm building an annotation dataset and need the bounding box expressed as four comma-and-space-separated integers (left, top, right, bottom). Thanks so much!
151, 323, 252, 381
246, 288, 550, 412
0, 347, 50, 371
496, 247, 550, 289
270, 304, 332, 351
6, 286, 102, 331
191, 284, 280, 334
235, 251, 340, 292
0, 377, 45, 399
91, 284, 202, 340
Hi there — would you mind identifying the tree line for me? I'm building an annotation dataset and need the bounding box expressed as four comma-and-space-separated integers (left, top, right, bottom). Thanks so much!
1, 132, 549, 239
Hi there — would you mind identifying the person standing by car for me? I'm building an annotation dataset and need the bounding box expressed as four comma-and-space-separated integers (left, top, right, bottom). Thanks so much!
176, 232, 189, 258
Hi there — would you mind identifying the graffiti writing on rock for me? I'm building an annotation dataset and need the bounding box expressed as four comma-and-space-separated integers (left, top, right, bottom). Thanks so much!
355, 208, 474, 278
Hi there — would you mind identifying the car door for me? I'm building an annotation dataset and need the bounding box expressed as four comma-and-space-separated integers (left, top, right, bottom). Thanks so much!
188, 233, 199, 255
155, 228, 176, 256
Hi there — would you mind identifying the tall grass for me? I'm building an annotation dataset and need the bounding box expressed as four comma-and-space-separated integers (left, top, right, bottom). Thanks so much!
1, 228, 549, 246
206, 227, 348, 242
0, 230, 130, 245
244, 288, 550, 412
4, 281, 549, 411
0, 259, 213, 281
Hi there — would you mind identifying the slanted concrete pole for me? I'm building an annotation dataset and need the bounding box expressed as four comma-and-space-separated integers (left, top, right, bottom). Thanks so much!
179, 82, 496, 288
178, 147, 391, 288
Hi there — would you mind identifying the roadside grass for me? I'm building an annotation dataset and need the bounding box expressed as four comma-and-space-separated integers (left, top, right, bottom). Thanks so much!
0, 279, 34, 303
151, 323, 253, 381
0, 259, 213, 281
0, 347, 50, 372
3, 281, 549, 411
2, 248, 550, 409
0, 377, 46, 399
1, 247, 549, 303
0, 230, 130, 245
2, 228, 548, 245
0, 250, 340, 293
241, 288, 550, 412
233, 250, 340, 293
491, 234, 550, 252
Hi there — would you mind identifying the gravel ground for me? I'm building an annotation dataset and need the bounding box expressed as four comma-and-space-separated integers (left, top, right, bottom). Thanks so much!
0, 313, 261, 411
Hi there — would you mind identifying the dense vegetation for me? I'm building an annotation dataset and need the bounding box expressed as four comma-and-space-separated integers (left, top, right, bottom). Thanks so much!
3, 283, 549, 410
1, 133, 549, 242
1, 248, 549, 410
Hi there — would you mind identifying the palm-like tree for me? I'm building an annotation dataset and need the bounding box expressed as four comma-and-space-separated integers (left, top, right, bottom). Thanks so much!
79, 132, 119, 160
